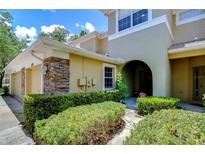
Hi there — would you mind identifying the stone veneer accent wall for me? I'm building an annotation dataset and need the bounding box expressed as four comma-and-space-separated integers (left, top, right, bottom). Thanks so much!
21, 67, 25, 96
43, 57, 70, 95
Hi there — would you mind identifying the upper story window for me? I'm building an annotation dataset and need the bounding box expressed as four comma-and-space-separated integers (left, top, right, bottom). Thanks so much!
118, 9, 150, 32
118, 10, 131, 31
176, 9, 205, 26
133, 9, 148, 26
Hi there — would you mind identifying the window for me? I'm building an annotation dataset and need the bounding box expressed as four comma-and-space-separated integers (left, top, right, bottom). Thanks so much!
118, 9, 150, 32
103, 64, 116, 89
118, 10, 131, 31
133, 9, 148, 26
177, 9, 205, 25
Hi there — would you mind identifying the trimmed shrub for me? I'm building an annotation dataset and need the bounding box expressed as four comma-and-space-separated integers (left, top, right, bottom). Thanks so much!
137, 96, 180, 115
124, 109, 205, 145
23, 90, 123, 133
34, 101, 125, 144
3, 86, 9, 95
0, 88, 4, 94
116, 72, 128, 98
202, 94, 205, 106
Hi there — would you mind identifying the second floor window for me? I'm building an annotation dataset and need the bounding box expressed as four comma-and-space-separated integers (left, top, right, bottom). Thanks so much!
118, 10, 131, 31
118, 9, 149, 32
133, 9, 148, 26
177, 9, 205, 25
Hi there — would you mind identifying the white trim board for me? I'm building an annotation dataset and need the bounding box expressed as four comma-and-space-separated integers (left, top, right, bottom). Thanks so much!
109, 15, 174, 41
176, 10, 205, 26
102, 63, 116, 90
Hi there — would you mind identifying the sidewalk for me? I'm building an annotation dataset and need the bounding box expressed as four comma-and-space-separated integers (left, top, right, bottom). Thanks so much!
0, 96, 34, 145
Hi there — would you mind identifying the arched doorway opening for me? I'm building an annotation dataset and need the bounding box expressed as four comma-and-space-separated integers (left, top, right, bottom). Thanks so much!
122, 60, 153, 97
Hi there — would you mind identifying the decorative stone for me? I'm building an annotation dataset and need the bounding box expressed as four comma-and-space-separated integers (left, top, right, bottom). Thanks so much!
43, 57, 70, 95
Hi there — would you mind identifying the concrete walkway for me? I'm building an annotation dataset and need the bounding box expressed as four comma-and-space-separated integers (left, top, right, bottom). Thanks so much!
0, 96, 34, 145
107, 109, 143, 145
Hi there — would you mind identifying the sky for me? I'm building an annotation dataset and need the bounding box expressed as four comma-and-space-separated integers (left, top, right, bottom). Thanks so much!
7, 9, 107, 43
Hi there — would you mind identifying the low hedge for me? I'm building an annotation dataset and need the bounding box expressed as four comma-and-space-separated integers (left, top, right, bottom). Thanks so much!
23, 90, 123, 133
124, 109, 205, 145
137, 96, 180, 115
34, 101, 125, 144
202, 94, 205, 106
0, 88, 4, 94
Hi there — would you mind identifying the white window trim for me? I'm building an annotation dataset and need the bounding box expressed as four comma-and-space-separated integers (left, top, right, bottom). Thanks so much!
110, 15, 174, 41
176, 9, 205, 26
102, 63, 116, 90
116, 9, 152, 33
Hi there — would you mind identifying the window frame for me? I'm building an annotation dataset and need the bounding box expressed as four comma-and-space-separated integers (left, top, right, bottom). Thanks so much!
102, 63, 116, 90
176, 9, 205, 26
116, 9, 152, 33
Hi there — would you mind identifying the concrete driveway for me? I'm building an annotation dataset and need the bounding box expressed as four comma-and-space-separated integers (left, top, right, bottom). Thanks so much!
0, 95, 34, 145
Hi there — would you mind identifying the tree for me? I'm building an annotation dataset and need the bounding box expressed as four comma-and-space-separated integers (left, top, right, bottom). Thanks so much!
0, 11, 27, 88
70, 30, 87, 41
79, 30, 87, 37
40, 26, 70, 42
70, 34, 79, 40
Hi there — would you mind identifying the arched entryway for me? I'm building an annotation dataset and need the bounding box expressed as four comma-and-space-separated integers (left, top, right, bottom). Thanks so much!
122, 60, 153, 97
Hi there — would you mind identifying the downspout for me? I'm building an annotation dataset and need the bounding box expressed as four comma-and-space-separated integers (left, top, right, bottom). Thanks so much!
31, 50, 44, 94
31, 50, 44, 61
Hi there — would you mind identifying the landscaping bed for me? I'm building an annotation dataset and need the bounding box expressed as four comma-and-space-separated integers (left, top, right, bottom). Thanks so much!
124, 109, 205, 145
23, 90, 123, 133
137, 96, 180, 115
34, 101, 125, 144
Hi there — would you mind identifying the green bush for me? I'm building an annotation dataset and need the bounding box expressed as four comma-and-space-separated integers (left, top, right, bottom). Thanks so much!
23, 90, 123, 133
34, 101, 125, 144
3, 86, 9, 95
137, 96, 180, 115
116, 72, 128, 98
0, 88, 4, 94
124, 109, 205, 145
202, 94, 205, 106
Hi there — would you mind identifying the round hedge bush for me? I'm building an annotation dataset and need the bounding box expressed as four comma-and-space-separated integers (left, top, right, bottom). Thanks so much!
124, 109, 205, 145
137, 96, 180, 115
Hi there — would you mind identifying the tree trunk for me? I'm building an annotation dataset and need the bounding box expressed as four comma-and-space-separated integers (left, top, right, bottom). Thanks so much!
0, 71, 5, 88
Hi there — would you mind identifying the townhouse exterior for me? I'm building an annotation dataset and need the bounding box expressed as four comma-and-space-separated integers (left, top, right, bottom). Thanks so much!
5, 9, 205, 104
102, 9, 205, 103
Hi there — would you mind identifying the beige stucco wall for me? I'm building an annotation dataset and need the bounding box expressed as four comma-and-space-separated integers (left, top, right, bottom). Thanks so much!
152, 9, 173, 29
25, 69, 31, 94
108, 23, 172, 96
108, 10, 173, 36
171, 55, 205, 101
80, 38, 97, 53
25, 64, 41, 94
80, 37, 107, 55
172, 15, 205, 44
69, 53, 117, 93
11, 71, 21, 97
30, 65, 41, 94
108, 11, 116, 35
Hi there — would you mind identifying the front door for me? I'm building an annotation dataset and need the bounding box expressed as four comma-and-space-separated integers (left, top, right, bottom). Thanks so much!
193, 66, 205, 101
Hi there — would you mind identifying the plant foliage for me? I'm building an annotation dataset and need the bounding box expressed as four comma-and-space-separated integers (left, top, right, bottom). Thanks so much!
23, 90, 123, 133
34, 101, 125, 144
124, 109, 205, 145
137, 96, 180, 115
116, 72, 128, 98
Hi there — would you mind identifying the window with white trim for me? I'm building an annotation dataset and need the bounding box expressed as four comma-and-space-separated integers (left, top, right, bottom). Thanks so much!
118, 9, 150, 32
118, 9, 131, 31
133, 9, 149, 26
103, 65, 115, 89
177, 9, 205, 25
